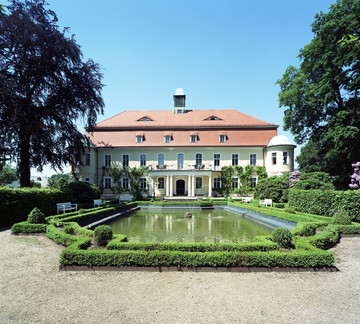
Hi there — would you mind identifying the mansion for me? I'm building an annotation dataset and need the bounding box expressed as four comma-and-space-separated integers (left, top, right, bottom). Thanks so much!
76, 89, 296, 198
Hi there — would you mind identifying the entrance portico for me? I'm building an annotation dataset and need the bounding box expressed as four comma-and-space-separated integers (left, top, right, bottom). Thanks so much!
148, 170, 214, 198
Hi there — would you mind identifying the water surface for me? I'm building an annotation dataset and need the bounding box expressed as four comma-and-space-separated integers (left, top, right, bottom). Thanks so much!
108, 209, 274, 243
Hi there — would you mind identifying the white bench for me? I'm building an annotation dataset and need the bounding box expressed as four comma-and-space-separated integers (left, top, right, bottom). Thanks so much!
259, 199, 273, 207
119, 195, 132, 202
57, 202, 78, 214
241, 197, 253, 203
94, 199, 106, 208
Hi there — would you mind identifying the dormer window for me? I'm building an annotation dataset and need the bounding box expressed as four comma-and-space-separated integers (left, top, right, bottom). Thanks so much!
136, 134, 144, 143
137, 116, 153, 121
164, 135, 171, 143
219, 135, 227, 143
190, 135, 198, 143
204, 116, 222, 121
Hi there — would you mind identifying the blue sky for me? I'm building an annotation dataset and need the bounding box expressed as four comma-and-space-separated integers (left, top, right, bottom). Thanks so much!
29, 0, 335, 176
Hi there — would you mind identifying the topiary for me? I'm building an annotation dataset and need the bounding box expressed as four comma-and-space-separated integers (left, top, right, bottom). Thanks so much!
272, 227, 293, 248
333, 209, 352, 225
27, 207, 45, 224
94, 225, 113, 246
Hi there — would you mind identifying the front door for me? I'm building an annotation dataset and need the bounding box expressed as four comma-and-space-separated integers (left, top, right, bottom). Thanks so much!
176, 179, 185, 195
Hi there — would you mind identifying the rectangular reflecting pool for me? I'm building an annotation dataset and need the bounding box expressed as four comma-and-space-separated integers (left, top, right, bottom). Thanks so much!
107, 209, 274, 243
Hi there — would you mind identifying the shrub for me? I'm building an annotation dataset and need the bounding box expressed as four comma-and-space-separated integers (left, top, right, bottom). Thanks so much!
94, 225, 113, 246
78, 209, 87, 214
254, 175, 290, 203
272, 227, 293, 248
333, 209, 352, 225
66, 181, 100, 204
27, 207, 45, 224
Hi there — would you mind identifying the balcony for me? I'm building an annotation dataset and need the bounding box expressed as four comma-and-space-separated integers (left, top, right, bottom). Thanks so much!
148, 164, 220, 172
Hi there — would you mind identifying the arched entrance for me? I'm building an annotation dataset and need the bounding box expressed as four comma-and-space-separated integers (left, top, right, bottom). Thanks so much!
176, 179, 186, 196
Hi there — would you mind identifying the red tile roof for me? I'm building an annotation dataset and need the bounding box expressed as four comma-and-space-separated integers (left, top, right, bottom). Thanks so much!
87, 109, 278, 148
94, 110, 277, 129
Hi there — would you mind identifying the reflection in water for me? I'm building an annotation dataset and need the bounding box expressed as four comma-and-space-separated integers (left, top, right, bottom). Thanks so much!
108, 209, 274, 243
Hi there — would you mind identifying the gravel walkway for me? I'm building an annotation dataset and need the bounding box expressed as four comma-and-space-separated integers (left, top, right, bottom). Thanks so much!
0, 229, 359, 324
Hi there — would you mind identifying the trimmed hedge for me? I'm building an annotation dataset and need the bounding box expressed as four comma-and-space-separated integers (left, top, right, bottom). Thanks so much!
59, 248, 335, 268
11, 221, 47, 234
0, 187, 67, 227
289, 190, 360, 222
106, 240, 279, 252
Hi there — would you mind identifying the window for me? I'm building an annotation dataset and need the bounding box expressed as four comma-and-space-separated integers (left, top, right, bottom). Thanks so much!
232, 177, 238, 189
214, 154, 220, 170
140, 178, 147, 189
122, 177, 129, 189
164, 135, 171, 143
272, 152, 277, 165
122, 154, 129, 167
140, 154, 147, 167
219, 135, 226, 143
137, 116, 153, 121
250, 154, 257, 166
214, 178, 221, 189
195, 153, 202, 167
85, 153, 90, 166
158, 153, 165, 167
190, 135, 197, 143
204, 116, 222, 121
232, 154, 239, 166
136, 135, 143, 143
250, 177, 257, 189
283, 152, 288, 165
104, 177, 112, 189
177, 153, 184, 169
158, 177, 165, 189
84, 177, 90, 183
196, 177, 202, 189
104, 154, 111, 167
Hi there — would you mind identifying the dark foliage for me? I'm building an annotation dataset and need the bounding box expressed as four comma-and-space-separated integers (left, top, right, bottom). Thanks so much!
0, 0, 104, 187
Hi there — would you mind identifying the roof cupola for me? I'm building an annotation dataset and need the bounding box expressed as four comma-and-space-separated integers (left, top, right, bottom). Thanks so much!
173, 88, 186, 114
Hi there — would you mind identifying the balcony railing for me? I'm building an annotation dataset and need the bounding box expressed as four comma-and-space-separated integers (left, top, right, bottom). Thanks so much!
148, 164, 220, 171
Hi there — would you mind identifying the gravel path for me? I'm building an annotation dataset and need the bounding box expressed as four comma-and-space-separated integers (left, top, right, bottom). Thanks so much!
0, 229, 359, 324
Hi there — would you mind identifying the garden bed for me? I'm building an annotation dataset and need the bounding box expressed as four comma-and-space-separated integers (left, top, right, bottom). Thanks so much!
10, 200, 360, 270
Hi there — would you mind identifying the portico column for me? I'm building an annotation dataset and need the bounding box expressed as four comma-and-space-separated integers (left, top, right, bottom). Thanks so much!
191, 175, 195, 197
148, 176, 152, 197
188, 175, 191, 196
208, 175, 212, 197
170, 175, 173, 196
166, 176, 169, 196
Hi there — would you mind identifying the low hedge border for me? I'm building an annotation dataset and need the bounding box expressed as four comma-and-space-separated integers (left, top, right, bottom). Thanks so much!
59, 248, 335, 268
106, 240, 279, 252
11, 221, 47, 234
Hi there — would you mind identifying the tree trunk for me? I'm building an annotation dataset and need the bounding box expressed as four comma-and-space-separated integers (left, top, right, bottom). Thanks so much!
19, 136, 31, 188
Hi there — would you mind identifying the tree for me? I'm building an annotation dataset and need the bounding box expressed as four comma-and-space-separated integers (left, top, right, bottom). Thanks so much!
0, 0, 104, 187
47, 173, 69, 188
109, 166, 148, 200
0, 164, 18, 185
277, 0, 360, 189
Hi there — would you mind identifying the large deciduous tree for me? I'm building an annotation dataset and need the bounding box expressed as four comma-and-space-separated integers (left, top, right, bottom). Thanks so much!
0, 0, 104, 187
277, 0, 360, 189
